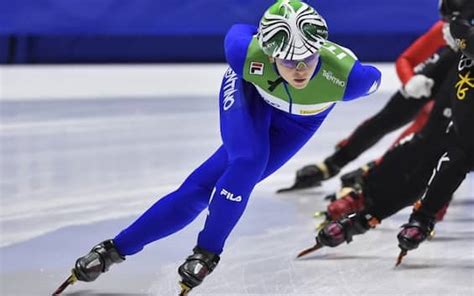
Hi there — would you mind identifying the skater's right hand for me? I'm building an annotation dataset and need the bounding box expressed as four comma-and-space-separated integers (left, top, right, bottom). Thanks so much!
402, 74, 434, 99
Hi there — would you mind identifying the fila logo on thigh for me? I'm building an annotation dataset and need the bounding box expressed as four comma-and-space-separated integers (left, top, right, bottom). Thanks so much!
223, 68, 238, 111
220, 188, 242, 202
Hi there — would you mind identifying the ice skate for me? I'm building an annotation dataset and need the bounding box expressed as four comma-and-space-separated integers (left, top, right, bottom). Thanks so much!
52, 273, 77, 295
298, 213, 379, 258
277, 158, 341, 193
396, 213, 435, 266
178, 246, 220, 295
339, 161, 375, 188
326, 188, 365, 221
52, 240, 125, 295
314, 187, 365, 230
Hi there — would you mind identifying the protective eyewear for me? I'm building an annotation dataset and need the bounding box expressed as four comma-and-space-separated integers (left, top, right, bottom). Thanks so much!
276, 53, 319, 70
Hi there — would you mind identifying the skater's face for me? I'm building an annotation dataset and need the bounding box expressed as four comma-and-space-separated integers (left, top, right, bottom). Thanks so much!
272, 53, 319, 89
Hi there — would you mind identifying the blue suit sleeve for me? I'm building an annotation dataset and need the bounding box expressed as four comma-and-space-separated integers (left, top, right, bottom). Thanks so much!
224, 24, 257, 77
343, 61, 382, 101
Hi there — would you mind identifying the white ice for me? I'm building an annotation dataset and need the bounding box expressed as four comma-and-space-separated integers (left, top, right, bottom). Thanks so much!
0, 65, 472, 296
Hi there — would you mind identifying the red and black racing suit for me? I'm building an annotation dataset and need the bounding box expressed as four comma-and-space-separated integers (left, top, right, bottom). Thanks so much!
328, 21, 457, 169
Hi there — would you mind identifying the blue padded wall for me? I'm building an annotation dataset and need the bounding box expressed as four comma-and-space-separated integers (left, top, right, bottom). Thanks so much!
0, 0, 439, 63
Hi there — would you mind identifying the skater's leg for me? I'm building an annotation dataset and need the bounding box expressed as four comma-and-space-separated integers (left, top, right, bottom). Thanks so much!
283, 92, 426, 191
362, 70, 456, 220
197, 105, 331, 254
389, 101, 434, 147
114, 146, 229, 255
397, 139, 472, 253
177, 69, 276, 293
197, 71, 273, 254
261, 108, 331, 179
418, 143, 470, 217
330, 91, 426, 167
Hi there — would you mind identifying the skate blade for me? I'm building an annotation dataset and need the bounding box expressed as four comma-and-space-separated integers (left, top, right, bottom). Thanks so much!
313, 211, 329, 231
395, 249, 408, 267
296, 242, 323, 258
427, 229, 436, 241
276, 182, 322, 194
178, 282, 192, 296
313, 211, 326, 218
315, 220, 329, 231
52, 270, 77, 295
276, 186, 298, 193
323, 193, 336, 201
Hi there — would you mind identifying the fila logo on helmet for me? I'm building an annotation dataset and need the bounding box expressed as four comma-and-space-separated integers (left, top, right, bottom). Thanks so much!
220, 188, 242, 202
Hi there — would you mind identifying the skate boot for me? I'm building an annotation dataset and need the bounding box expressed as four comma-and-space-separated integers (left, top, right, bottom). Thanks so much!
395, 212, 435, 266
411, 200, 449, 241
340, 161, 375, 188
297, 213, 379, 258
315, 187, 365, 230
52, 239, 125, 295
397, 213, 435, 252
434, 203, 449, 222
327, 189, 365, 221
318, 212, 379, 247
74, 239, 125, 282
277, 158, 341, 193
178, 246, 220, 295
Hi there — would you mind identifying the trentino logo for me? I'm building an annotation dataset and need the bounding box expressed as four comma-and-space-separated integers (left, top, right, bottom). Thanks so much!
322, 69, 345, 87
223, 68, 238, 110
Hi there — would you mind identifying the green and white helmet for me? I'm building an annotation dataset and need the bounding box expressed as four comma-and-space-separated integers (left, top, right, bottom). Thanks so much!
258, 0, 328, 60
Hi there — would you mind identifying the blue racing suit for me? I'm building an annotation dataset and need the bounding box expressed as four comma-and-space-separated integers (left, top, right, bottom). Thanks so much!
114, 24, 381, 255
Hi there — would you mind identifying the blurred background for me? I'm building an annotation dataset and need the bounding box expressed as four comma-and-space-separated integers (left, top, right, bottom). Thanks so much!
1, 0, 439, 64
1, 1, 473, 296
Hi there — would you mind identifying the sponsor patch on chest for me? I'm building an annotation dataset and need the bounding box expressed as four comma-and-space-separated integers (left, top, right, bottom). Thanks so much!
322, 69, 345, 87
250, 62, 264, 75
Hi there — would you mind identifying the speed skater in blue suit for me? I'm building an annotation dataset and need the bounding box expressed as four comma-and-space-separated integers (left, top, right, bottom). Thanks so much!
54, 1, 381, 295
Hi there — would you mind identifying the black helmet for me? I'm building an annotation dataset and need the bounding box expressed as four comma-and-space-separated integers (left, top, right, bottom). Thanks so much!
447, 0, 474, 59
439, 0, 467, 20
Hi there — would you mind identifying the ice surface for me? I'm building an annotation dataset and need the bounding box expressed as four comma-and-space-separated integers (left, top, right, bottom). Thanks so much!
0, 71, 472, 295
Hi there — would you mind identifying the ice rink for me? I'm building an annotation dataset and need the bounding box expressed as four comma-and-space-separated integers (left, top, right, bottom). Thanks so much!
1, 65, 473, 295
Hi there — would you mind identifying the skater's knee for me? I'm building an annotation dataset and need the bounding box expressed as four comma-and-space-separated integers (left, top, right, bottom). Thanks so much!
164, 185, 213, 215
229, 155, 268, 178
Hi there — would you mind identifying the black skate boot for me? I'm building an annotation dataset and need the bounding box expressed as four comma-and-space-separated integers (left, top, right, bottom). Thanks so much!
178, 246, 220, 295
277, 158, 341, 193
326, 188, 365, 219
397, 212, 435, 251
340, 161, 375, 188
297, 212, 379, 258
74, 239, 125, 282
52, 239, 125, 295
395, 212, 435, 266
318, 212, 379, 247
315, 187, 366, 230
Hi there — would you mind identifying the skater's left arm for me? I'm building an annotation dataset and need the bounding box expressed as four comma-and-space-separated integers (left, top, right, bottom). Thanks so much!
342, 61, 381, 101
224, 24, 257, 77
